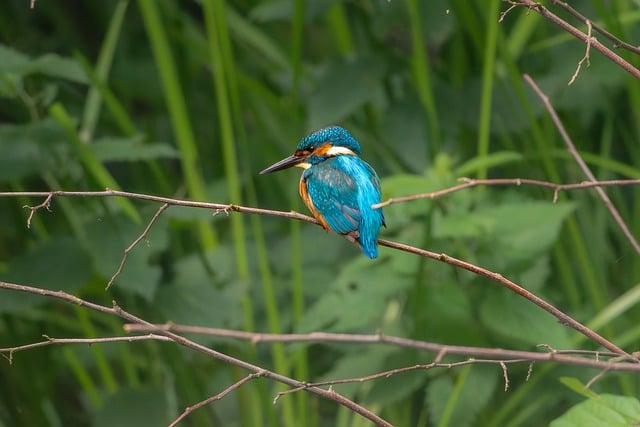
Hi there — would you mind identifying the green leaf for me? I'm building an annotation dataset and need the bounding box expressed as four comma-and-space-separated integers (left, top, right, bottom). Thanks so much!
90, 136, 179, 162
480, 290, 571, 348
154, 250, 243, 328
427, 365, 499, 427
455, 151, 524, 176
31, 53, 87, 83
0, 120, 67, 182
0, 238, 91, 313
307, 57, 385, 129
297, 256, 411, 333
550, 392, 640, 427
0, 44, 86, 83
435, 201, 575, 261
85, 213, 166, 300
93, 388, 169, 427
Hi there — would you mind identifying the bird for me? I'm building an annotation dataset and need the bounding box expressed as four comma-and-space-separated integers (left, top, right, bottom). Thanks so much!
260, 126, 385, 258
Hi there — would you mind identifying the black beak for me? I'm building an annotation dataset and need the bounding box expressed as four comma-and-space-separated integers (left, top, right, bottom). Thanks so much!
260, 154, 305, 174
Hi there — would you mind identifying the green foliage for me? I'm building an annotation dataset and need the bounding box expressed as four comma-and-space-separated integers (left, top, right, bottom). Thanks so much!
552, 378, 640, 427
1, 0, 639, 426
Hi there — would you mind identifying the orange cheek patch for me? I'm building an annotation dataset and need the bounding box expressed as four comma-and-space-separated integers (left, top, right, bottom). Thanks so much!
312, 143, 332, 157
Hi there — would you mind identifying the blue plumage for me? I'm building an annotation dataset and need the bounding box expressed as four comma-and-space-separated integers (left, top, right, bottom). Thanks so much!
260, 126, 385, 258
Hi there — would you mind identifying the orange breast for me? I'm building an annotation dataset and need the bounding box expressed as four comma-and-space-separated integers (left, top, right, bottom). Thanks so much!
299, 177, 330, 230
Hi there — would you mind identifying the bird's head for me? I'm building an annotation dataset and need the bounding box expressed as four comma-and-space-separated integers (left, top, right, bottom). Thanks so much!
260, 126, 361, 174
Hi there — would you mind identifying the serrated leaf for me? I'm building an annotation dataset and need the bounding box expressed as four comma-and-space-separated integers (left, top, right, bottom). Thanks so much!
455, 151, 524, 176
297, 257, 410, 333
91, 136, 179, 162
93, 388, 169, 427
559, 377, 599, 399
480, 290, 571, 348
435, 201, 575, 260
0, 44, 30, 74
427, 365, 499, 427
0, 238, 91, 313
31, 53, 87, 83
85, 213, 167, 300
0, 120, 67, 182
550, 393, 640, 427
154, 249, 243, 328
0, 44, 86, 83
307, 58, 385, 129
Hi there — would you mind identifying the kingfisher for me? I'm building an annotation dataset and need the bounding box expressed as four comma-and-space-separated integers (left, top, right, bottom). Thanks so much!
260, 126, 385, 258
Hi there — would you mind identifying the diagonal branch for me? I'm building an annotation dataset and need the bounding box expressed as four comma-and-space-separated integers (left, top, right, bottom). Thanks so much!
524, 74, 640, 256
377, 239, 637, 361
501, 0, 640, 80
550, 0, 640, 56
0, 280, 393, 427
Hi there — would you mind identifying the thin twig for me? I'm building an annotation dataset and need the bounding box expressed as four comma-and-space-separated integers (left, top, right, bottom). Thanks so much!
550, 0, 640, 55
568, 19, 592, 85
524, 74, 640, 256
0, 280, 393, 427
106, 203, 169, 290
373, 178, 640, 208
0, 334, 171, 364
376, 239, 637, 361
502, 0, 640, 80
5, 188, 638, 362
123, 324, 640, 372
168, 372, 265, 427
23, 192, 53, 228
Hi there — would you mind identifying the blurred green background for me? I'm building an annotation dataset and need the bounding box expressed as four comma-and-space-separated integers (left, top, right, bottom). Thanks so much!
1, 0, 640, 426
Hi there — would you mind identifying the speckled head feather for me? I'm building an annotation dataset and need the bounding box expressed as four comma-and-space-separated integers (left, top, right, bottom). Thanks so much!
297, 126, 362, 155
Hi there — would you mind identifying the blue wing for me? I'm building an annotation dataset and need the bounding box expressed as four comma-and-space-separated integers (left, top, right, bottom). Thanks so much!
302, 156, 384, 258
304, 160, 362, 234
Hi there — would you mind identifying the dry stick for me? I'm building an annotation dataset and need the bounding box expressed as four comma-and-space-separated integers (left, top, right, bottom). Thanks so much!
550, 0, 640, 56
377, 239, 636, 361
504, 0, 640, 80
106, 203, 169, 290
0, 280, 393, 427
168, 372, 265, 427
568, 19, 592, 85
4, 179, 640, 216
373, 178, 640, 209
1, 189, 318, 225
124, 324, 640, 372
4, 189, 636, 360
0, 334, 172, 364
524, 74, 640, 256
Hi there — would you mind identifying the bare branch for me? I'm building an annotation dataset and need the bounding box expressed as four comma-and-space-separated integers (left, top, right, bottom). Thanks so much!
503, 1, 640, 80
106, 203, 169, 290
23, 192, 53, 228
0, 334, 171, 364
373, 178, 640, 209
2, 188, 637, 363
550, 0, 640, 56
124, 324, 640, 372
168, 372, 265, 427
0, 280, 392, 427
524, 74, 640, 256
376, 239, 637, 361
